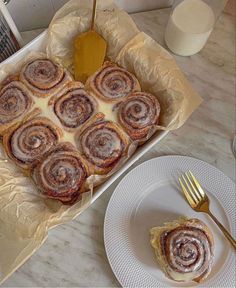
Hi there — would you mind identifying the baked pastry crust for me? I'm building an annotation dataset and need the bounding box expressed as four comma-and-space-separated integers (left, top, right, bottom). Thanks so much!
77, 120, 130, 175
150, 217, 214, 283
0, 80, 34, 136
85, 61, 141, 102
33, 142, 91, 204
20, 58, 72, 98
118, 91, 160, 142
49, 81, 103, 132
3, 116, 62, 171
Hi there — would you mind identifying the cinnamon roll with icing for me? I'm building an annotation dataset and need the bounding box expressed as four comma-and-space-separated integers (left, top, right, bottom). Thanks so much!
77, 121, 130, 175
118, 92, 161, 142
33, 142, 90, 204
3, 117, 62, 170
50, 82, 103, 131
86, 62, 141, 102
20, 58, 72, 98
0, 81, 33, 135
150, 218, 214, 283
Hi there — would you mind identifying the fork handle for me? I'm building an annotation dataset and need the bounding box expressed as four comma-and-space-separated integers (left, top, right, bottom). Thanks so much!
207, 211, 236, 250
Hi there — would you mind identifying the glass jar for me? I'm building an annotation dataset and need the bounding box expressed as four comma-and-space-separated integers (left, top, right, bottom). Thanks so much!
165, 0, 228, 56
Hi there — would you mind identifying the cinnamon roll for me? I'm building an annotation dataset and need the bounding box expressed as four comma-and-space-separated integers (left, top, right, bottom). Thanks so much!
118, 92, 161, 142
50, 82, 102, 131
33, 142, 89, 204
20, 58, 72, 98
3, 117, 62, 170
0, 81, 33, 135
86, 62, 141, 102
78, 121, 129, 175
150, 218, 214, 283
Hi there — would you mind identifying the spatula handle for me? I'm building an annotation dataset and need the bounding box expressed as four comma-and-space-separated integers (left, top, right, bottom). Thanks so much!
91, 0, 97, 30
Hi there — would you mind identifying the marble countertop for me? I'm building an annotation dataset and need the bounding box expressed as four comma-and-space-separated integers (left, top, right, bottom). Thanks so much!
3, 8, 235, 288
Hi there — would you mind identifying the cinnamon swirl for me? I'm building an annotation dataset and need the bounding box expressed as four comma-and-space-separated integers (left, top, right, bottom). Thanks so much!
33, 142, 89, 204
86, 62, 141, 102
118, 92, 161, 142
50, 82, 101, 131
3, 117, 62, 170
0, 81, 33, 135
78, 121, 129, 175
20, 58, 72, 98
150, 218, 214, 283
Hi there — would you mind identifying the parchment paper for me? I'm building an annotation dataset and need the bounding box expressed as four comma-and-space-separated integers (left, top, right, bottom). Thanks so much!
0, 0, 202, 284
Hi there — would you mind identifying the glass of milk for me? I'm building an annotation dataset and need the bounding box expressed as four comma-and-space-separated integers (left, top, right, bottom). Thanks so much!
165, 0, 227, 56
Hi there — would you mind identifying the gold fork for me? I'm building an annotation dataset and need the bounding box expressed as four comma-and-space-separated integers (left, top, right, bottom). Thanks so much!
179, 171, 236, 250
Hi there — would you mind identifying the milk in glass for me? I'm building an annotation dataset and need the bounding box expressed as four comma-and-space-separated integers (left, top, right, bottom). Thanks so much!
165, 0, 215, 56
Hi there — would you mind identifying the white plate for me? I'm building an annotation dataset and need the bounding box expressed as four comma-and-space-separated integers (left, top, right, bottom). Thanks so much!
104, 156, 235, 287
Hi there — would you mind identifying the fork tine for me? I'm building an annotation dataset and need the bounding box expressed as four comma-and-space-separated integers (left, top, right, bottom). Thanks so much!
181, 174, 198, 204
185, 172, 202, 201
189, 171, 205, 198
179, 177, 196, 206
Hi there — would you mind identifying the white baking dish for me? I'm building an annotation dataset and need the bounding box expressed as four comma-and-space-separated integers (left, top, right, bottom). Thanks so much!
0, 30, 168, 204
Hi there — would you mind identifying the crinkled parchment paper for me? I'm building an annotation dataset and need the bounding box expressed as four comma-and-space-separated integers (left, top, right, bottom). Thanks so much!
0, 0, 202, 284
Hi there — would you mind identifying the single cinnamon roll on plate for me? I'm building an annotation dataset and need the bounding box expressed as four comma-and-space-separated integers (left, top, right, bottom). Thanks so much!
33, 142, 90, 204
150, 217, 214, 283
49, 82, 103, 131
118, 92, 161, 142
0, 81, 33, 135
20, 58, 72, 98
86, 62, 141, 102
77, 120, 130, 175
3, 117, 62, 170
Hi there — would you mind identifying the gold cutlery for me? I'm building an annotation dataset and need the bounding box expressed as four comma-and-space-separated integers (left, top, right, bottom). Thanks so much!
179, 171, 236, 250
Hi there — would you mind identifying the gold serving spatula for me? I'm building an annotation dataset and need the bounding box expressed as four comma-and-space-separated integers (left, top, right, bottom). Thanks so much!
74, 0, 107, 83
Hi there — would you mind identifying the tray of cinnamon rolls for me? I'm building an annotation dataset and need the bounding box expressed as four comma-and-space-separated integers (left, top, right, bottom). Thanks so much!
0, 57, 163, 204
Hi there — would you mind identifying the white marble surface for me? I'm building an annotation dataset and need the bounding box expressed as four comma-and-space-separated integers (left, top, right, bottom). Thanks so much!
2, 8, 235, 288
